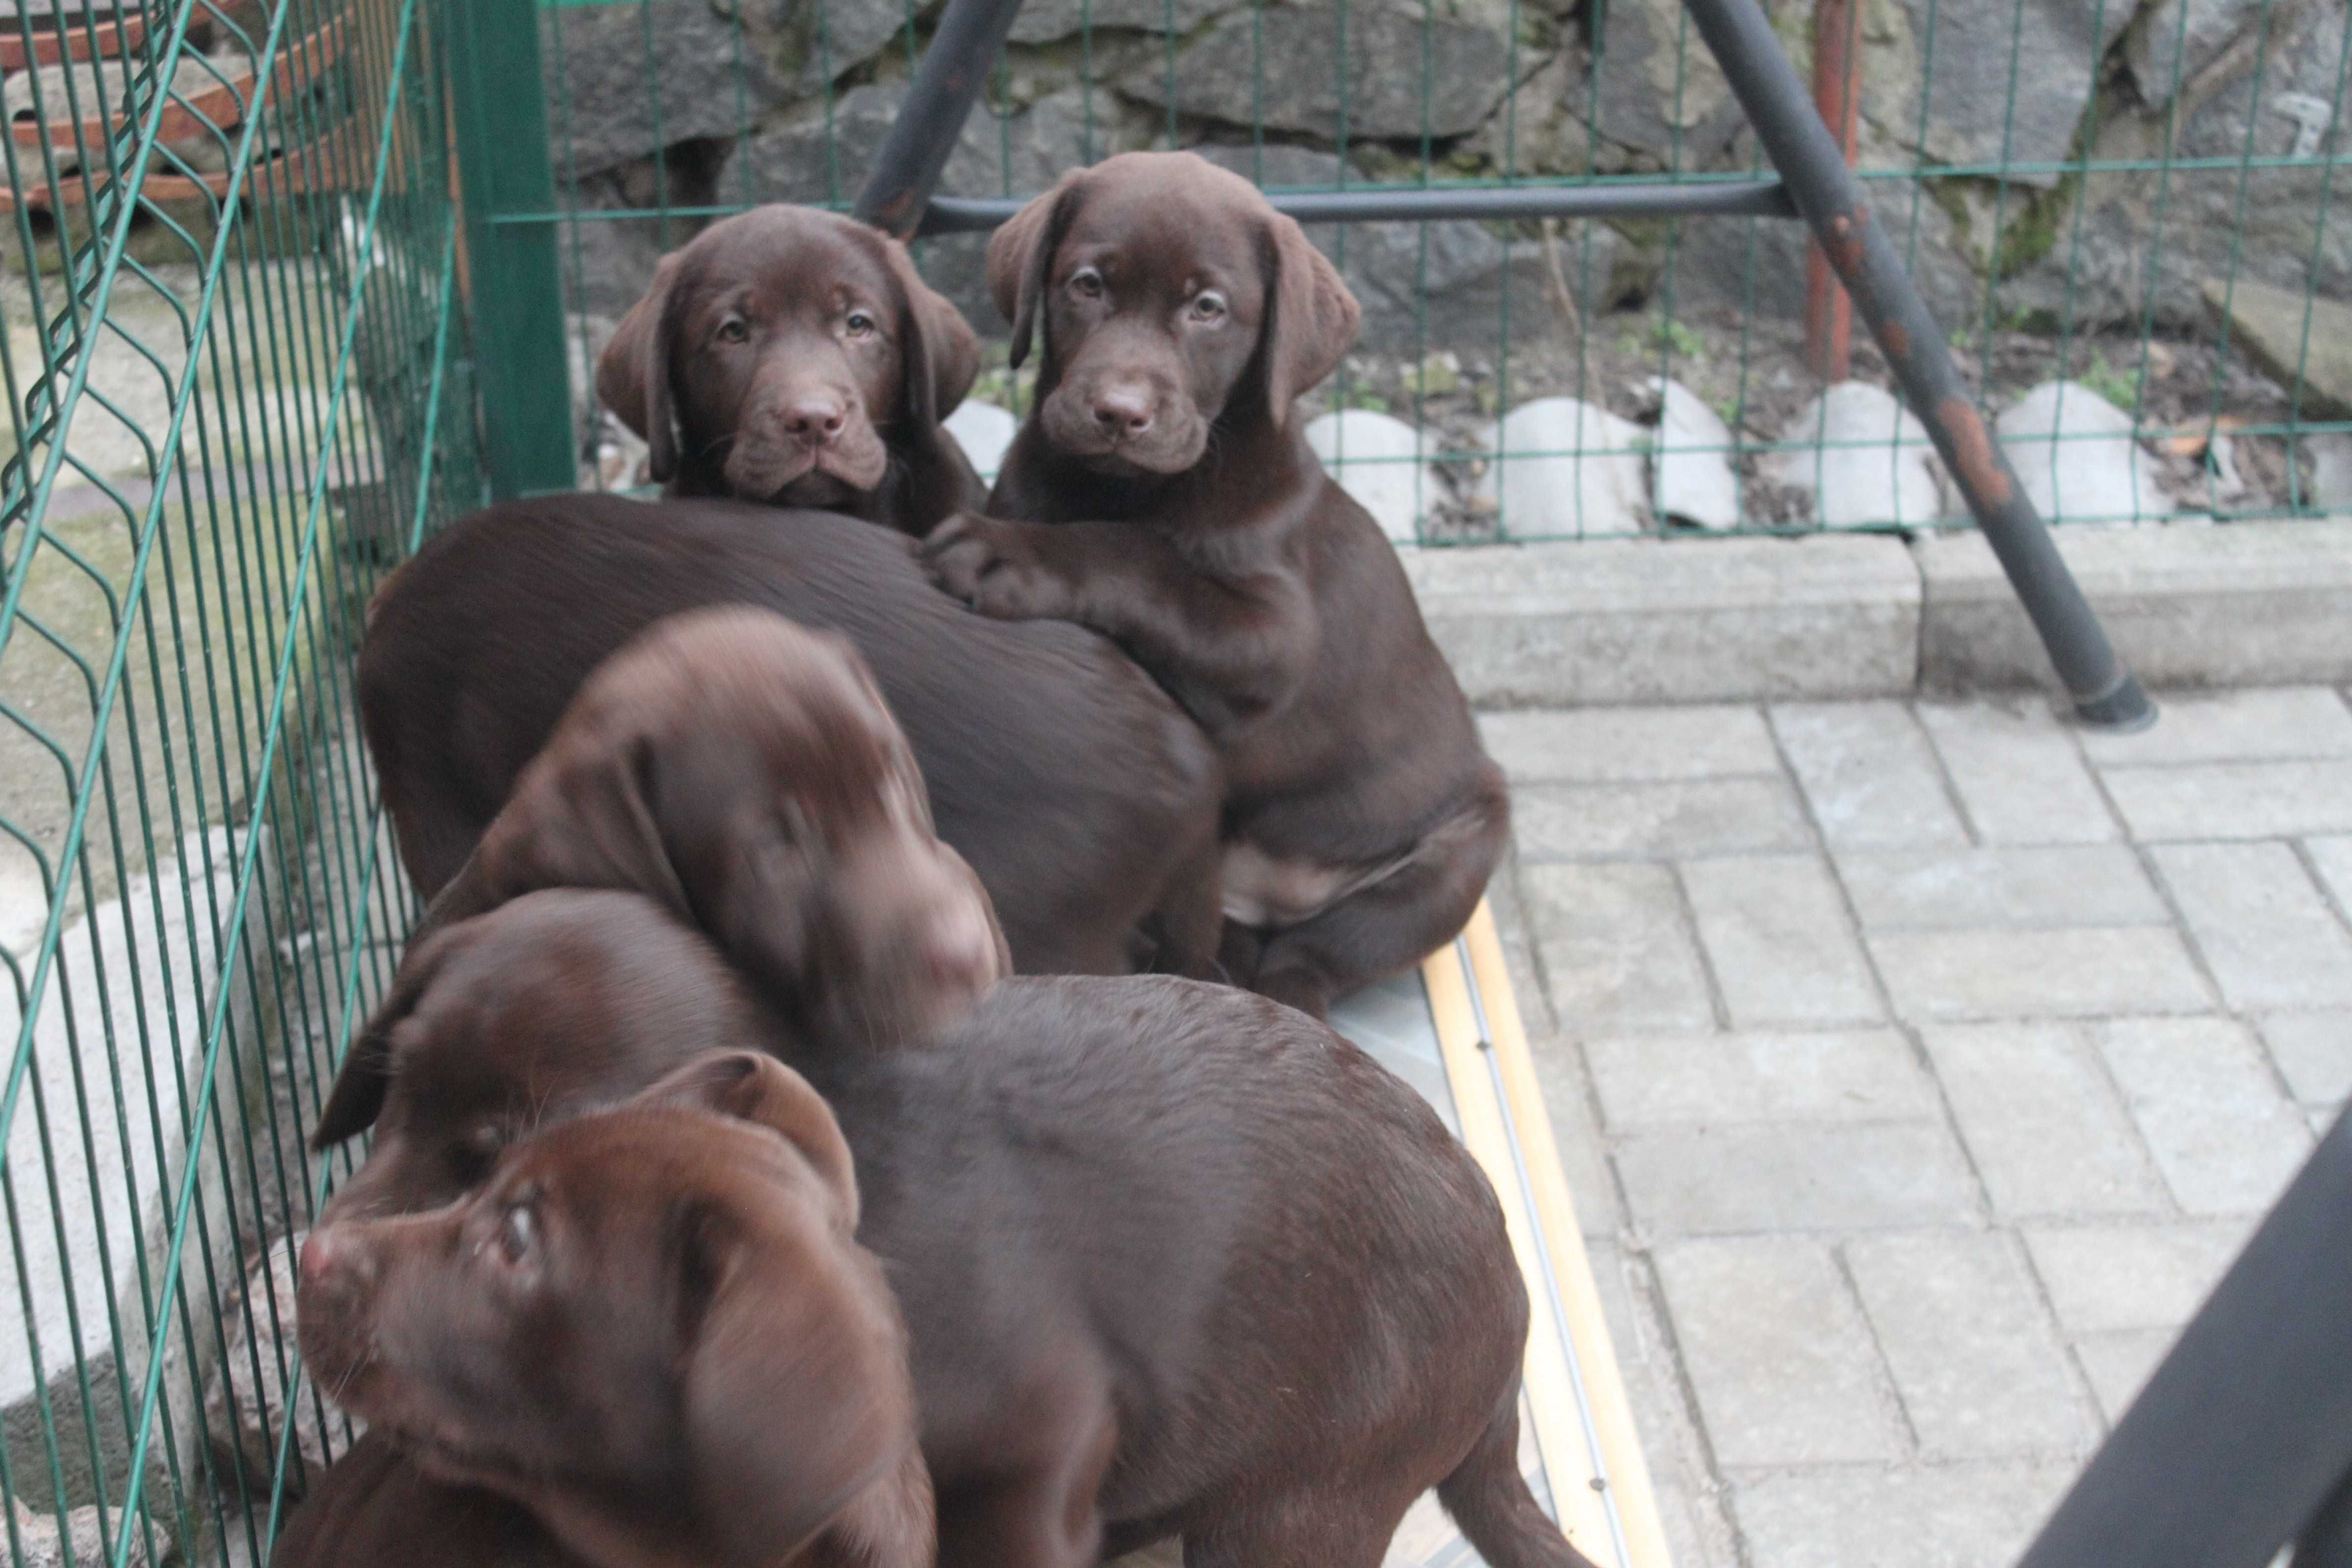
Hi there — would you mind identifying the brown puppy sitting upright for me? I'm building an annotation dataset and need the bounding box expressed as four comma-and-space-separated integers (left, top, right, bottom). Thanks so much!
919, 151, 1508, 1019
294, 1050, 931, 1568
396, 604, 1008, 1063
599, 204, 984, 536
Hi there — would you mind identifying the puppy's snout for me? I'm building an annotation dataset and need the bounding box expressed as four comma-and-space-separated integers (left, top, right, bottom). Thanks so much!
922, 892, 1003, 996
782, 394, 848, 449
1090, 384, 1155, 440
300, 1223, 375, 1296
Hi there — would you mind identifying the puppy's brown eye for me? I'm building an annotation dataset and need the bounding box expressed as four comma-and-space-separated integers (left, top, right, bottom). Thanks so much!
715, 318, 750, 345
1190, 291, 1227, 323
499, 1204, 537, 1265
844, 309, 878, 339
1069, 266, 1104, 299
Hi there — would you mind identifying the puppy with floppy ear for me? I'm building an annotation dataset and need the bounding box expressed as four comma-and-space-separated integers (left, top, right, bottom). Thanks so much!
412, 606, 1010, 1054
598, 205, 984, 536
922, 151, 1506, 1020
295, 1050, 932, 1568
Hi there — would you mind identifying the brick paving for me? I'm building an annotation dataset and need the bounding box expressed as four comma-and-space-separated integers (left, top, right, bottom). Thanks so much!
1484, 687, 2352, 1568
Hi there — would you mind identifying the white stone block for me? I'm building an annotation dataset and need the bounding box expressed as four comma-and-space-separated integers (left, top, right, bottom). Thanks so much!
1475, 396, 1650, 538
1303, 409, 1439, 543
942, 400, 1020, 488
1770, 381, 1945, 527
1996, 380, 2174, 525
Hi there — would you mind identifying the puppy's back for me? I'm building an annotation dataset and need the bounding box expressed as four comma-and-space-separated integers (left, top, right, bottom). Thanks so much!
359, 495, 1221, 968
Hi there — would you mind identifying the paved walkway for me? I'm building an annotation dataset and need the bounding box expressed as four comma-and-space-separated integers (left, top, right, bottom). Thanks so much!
1484, 686, 2352, 1568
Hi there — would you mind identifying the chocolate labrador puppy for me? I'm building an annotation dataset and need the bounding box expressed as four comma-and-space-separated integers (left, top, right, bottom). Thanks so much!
404, 606, 1006, 1057
599, 204, 984, 536
919, 152, 1509, 1019
361, 495, 1224, 980
297, 1050, 932, 1568
312, 889, 1598, 1568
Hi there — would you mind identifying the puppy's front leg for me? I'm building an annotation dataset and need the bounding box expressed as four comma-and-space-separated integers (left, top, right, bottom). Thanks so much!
920, 512, 1311, 739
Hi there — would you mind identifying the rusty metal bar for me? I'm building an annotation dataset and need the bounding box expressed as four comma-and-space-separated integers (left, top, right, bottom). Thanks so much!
1678, 0, 2155, 729
1804, 0, 1860, 381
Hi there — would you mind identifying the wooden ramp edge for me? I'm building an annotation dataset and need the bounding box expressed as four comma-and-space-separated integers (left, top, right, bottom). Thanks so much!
1420, 899, 1674, 1568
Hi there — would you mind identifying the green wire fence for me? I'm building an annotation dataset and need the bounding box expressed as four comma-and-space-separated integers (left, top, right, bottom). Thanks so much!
1, 1, 469, 1563
0, 0, 2342, 1563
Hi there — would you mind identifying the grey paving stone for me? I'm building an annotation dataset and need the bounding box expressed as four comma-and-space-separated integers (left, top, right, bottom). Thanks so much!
1731, 1460, 2077, 1568
1615, 1121, 1981, 1235
1846, 1232, 2100, 1459
2152, 841, 2352, 1010
2099, 1017, 2317, 1216
1523, 1032, 1624, 1236
2307, 833, 2352, 917
1918, 699, 2120, 845
1771, 702, 1972, 850
1512, 777, 1813, 860
2079, 686, 2352, 766
1922, 1023, 2168, 1220
1680, 855, 1884, 1029
1586, 1029, 1935, 1128
1867, 927, 2212, 1021
1837, 845, 2167, 931
2072, 1327, 2180, 1427
1476, 705, 1778, 784
2100, 760, 2352, 841
1520, 861, 1716, 1032
1653, 1238, 1904, 1466
2022, 1221, 2250, 1334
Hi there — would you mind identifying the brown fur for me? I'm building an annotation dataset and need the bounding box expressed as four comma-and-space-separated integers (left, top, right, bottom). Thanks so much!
309, 889, 1595, 1568
358, 495, 1226, 980
353, 606, 1005, 1125
599, 205, 983, 535
295, 1052, 933, 1568
919, 151, 1508, 1019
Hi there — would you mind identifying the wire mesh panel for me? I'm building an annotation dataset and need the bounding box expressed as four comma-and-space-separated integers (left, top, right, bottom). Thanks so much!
531, 0, 2352, 540
0, 0, 474, 1561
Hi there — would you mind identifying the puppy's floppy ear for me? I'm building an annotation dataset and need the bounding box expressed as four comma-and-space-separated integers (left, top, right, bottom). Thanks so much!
634, 1051, 861, 1229
988, 172, 1083, 372
678, 1192, 916, 1562
454, 724, 696, 931
1258, 210, 1359, 415
877, 234, 981, 429
312, 922, 463, 1148
813, 627, 936, 837
596, 249, 686, 481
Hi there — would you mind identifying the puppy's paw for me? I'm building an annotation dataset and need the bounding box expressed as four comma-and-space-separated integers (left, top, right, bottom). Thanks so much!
918, 512, 1070, 621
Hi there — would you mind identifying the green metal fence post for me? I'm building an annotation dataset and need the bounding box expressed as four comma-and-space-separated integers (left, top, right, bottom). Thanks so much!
444, 0, 575, 498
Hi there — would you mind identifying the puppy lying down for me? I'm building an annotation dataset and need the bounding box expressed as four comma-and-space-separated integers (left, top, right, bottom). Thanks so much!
304, 887, 1598, 1568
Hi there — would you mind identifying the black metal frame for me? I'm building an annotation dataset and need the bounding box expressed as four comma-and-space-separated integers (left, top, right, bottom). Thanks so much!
2017, 1102, 2352, 1568
849, 0, 2157, 731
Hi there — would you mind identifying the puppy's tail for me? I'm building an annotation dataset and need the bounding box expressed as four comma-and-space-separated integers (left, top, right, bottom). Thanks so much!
1436, 1390, 1605, 1568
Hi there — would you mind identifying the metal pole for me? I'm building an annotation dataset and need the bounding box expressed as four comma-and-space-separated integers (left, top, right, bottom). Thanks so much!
2014, 1105, 2352, 1568
1804, 0, 1860, 381
916, 179, 1800, 236
2299, 1464, 2352, 1568
851, 0, 1030, 239
1679, 0, 2156, 730
444, 0, 575, 498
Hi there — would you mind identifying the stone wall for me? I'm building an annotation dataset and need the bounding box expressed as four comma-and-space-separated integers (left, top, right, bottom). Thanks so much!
544, 0, 2350, 353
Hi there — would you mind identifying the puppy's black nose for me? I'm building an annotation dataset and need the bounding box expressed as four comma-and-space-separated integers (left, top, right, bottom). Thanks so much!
783, 396, 847, 448
1091, 387, 1153, 439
